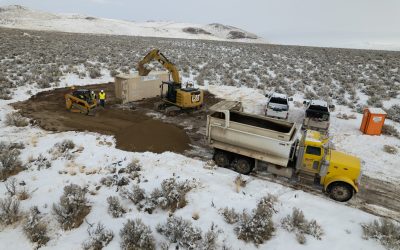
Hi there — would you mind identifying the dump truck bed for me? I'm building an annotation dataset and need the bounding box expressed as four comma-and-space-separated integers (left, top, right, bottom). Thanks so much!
206, 101, 298, 167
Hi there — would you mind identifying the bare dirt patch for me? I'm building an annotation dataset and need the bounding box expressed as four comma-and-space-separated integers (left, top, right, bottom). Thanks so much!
12, 83, 192, 153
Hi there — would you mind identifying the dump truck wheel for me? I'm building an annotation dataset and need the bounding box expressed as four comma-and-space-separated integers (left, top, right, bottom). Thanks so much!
328, 182, 353, 202
213, 150, 230, 168
233, 157, 253, 175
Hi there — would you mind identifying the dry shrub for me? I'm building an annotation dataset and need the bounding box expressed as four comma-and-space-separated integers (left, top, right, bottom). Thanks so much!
83, 223, 114, 250
125, 178, 196, 214
234, 175, 247, 193
382, 124, 400, 139
5, 112, 29, 127
120, 219, 155, 250
383, 145, 398, 154
119, 184, 145, 205
221, 207, 240, 224
50, 139, 75, 160
0, 197, 21, 225
23, 206, 50, 248
157, 216, 202, 249
0, 142, 23, 180
362, 218, 400, 250
27, 154, 52, 170
281, 208, 324, 244
386, 105, 400, 123
234, 195, 277, 245
53, 184, 90, 230
106, 196, 126, 218
100, 176, 115, 187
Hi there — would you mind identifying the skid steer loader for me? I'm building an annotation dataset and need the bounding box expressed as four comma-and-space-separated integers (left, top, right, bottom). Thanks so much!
65, 89, 97, 115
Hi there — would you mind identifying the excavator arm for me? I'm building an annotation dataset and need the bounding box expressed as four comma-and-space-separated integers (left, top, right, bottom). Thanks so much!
137, 49, 181, 83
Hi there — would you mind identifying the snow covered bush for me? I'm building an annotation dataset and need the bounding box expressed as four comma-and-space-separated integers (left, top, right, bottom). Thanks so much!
120, 219, 155, 250
126, 159, 142, 173
281, 207, 324, 243
83, 223, 114, 250
234, 174, 247, 193
4, 177, 30, 200
119, 184, 145, 205
5, 112, 29, 127
367, 95, 383, 107
201, 226, 220, 250
27, 154, 52, 170
127, 177, 196, 214
362, 218, 400, 250
156, 177, 194, 211
88, 68, 101, 79
382, 124, 400, 139
55, 139, 75, 153
53, 184, 90, 230
100, 176, 115, 187
0, 196, 21, 225
106, 196, 126, 218
157, 215, 202, 249
50, 139, 75, 160
383, 145, 398, 154
23, 206, 50, 248
0, 142, 23, 180
221, 207, 240, 224
386, 104, 400, 123
233, 195, 277, 245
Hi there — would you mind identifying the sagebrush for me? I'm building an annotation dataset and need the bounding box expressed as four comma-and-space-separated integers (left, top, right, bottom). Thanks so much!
53, 184, 90, 230
23, 206, 50, 247
120, 219, 155, 250
83, 223, 114, 250
362, 218, 400, 250
281, 208, 324, 244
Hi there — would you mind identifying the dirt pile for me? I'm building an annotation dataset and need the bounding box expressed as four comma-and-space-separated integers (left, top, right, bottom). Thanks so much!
13, 83, 191, 153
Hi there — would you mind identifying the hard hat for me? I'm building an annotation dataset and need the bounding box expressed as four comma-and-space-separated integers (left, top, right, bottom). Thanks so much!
91, 91, 94, 94
101, 90, 104, 92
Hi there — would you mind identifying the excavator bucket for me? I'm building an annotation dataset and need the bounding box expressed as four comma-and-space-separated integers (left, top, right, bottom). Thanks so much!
137, 63, 151, 76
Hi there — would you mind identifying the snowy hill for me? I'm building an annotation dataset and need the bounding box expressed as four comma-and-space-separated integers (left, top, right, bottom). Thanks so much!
0, 5, 265, 43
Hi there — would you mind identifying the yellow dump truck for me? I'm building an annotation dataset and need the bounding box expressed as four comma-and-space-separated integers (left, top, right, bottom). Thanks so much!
206, 101, 361, 202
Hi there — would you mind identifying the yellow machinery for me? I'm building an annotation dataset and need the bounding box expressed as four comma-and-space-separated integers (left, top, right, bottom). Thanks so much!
65, 89, 97, 115
296, 130, 361, 201
137, 49, 204, 115
207, 101, 361, 202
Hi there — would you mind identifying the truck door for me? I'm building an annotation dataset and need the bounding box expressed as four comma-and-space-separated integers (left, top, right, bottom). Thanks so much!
302, 146, 323, 174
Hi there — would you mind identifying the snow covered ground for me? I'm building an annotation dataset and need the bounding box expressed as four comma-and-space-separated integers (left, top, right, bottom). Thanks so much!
0, 5, 264, 44
0, 73, 397, 249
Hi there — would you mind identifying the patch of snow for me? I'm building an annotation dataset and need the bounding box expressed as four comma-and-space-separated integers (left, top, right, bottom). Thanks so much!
0, 5, 266, 44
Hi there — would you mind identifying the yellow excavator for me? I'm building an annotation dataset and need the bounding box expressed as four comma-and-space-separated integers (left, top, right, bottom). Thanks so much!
65, 89, 97, 115
137, 49, 204, 115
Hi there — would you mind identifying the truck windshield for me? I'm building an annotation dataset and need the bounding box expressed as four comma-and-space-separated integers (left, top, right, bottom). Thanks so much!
270, 97, 287, 105
309, 105, 328, 112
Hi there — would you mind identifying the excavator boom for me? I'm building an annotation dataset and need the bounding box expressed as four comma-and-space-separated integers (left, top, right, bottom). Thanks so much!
137, 49, 181, 83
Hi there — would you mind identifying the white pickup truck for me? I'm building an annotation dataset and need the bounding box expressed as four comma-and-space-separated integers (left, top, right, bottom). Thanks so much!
265, 92, 292, 119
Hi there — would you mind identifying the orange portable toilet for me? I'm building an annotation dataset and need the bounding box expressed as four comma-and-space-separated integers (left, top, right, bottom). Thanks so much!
360, 108, 387, 135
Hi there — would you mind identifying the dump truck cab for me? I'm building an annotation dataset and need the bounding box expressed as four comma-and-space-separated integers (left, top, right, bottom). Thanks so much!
297, 130, 361, 201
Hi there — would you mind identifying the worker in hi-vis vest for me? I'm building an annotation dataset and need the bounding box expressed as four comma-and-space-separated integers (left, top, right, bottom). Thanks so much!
99, 90, 106, 107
